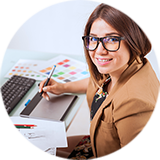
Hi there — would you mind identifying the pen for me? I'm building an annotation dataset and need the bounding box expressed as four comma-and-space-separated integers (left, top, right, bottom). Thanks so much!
0, 147, 9, 154
40, 65, 56, 96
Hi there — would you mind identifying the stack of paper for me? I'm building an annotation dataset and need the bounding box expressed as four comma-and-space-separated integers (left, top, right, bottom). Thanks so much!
10, 116, 68, 156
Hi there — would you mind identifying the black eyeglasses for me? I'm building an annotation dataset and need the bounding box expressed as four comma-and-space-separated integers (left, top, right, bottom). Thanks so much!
82, 35, 125, 52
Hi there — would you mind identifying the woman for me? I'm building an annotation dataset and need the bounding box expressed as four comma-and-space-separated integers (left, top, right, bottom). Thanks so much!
39, 3, 159, 158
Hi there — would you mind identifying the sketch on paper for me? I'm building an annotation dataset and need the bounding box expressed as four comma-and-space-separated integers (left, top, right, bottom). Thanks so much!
24, 131, 46, 140
11, 116, 68, 156
12, 129, 53, 141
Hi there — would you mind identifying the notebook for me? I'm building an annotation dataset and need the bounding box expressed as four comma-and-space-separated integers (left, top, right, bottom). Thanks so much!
20, 92, 78, 121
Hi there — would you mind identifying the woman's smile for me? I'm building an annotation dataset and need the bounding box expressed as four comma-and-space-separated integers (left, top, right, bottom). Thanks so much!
96, 57, 113, 65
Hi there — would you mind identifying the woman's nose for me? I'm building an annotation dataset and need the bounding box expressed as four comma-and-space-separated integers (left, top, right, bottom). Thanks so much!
96, 41, 108, 55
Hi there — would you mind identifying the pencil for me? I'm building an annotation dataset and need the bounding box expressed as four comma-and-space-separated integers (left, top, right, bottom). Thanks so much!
0, 125, 34, 129
14, 124, 37, 127
0, 126, 33, 129
40, 65, 56, 96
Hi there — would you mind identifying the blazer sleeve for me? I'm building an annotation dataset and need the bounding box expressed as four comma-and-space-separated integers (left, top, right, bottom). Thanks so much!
115, 101, 158, 160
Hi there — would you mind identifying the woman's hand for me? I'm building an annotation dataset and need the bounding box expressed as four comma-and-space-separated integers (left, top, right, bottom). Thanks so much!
39, 78, 65, 100
39, 77, 89, 101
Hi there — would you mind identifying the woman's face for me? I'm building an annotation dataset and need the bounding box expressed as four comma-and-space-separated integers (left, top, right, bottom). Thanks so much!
89, 18, 130, 77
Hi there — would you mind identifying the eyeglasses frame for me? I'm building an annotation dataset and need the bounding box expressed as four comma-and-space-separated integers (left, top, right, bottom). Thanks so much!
82, 35, 125, 52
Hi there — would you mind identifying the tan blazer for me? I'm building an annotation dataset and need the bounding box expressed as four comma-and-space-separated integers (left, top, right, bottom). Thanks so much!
86, 58, 160, 158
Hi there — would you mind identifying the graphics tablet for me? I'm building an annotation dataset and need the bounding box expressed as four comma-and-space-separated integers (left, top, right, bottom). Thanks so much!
20, 92, 78, 121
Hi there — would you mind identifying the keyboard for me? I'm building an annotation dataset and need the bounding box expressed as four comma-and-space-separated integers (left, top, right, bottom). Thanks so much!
1, 75, 36, 114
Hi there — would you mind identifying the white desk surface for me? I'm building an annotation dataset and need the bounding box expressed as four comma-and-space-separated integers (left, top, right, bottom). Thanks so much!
0, 49, 90, 136
66, 97, 90, 136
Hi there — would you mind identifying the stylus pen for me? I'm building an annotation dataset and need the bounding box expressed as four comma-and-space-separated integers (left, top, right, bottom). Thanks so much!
40, 65, 56, 96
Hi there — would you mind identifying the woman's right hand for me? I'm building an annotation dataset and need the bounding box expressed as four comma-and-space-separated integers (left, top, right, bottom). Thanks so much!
39, 77, 89, 101
39, 78, 65, 100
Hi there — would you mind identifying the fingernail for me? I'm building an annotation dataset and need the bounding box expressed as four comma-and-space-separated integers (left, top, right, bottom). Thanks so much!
39, 89, 41, 93
46, 96, 49, 101
43, 87, 47, 91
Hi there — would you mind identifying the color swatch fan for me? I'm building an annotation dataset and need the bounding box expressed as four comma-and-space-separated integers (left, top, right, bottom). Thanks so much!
33, 55, 90, 83
5, 59, 47, 81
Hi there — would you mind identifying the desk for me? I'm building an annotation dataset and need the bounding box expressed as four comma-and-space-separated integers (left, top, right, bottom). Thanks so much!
0, 49, 90, 135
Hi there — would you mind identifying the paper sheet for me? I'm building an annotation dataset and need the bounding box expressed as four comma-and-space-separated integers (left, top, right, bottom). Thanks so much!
10, 116, 68, 155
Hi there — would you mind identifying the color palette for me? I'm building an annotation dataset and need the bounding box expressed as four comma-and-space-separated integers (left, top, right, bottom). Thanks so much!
33, 55, 90, 83
2, 148, 41, 160
5, 59, 47, 80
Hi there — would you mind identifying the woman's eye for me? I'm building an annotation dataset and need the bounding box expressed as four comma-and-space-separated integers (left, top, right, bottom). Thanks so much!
109, 37, 119, 43
90, 37, 97, 42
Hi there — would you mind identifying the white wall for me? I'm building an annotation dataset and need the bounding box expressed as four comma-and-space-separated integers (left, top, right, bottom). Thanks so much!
0, 0, 160, 79
0, 0, 104, 54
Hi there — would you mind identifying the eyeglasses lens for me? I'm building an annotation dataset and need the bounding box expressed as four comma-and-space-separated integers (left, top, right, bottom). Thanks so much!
103, 37, 119, 51
84, 37, 98, 51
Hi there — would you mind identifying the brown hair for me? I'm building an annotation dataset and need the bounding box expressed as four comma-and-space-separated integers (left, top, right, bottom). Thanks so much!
84, 3, 151, 85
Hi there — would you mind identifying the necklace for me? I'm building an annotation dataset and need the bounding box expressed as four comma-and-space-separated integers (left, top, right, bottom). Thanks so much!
95, 77, 111, 103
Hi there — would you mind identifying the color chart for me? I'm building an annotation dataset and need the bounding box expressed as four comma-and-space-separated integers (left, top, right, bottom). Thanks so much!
2, 148, 41, 160
5, 59, 47, 81
33, 55, 90, 83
